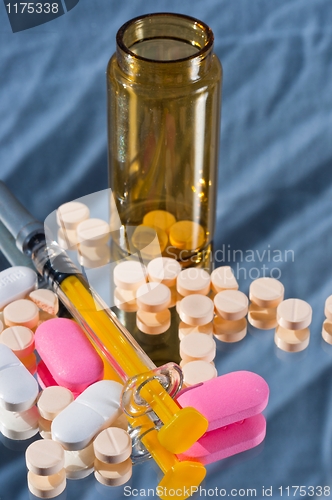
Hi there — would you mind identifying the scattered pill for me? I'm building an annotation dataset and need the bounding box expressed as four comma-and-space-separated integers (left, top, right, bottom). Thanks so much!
78, 244, 111, 268
214, 290, 249, 321
29, 289, 59, 316
113, 288, 138, 312
181, 360, 218, 387
177, 268, 211, 296
64, 443, 95, 479
213, 317, 247, 343
249, 278, 284, 308
0, 266, 38, 310
77, 218, 110, 246
143, 210, 176, 234
113, 261, 147, 291
3, 299, 39, 329
26, 439, 65, 476
0, 325, 35, 358
93, 427, 132, 464
178, 321, 213, 340
180, 332, 216, 363
131, 225, 168, 258
178, 295, 214, 326
247, 303, 277, 330
51, 380, 123, 451
211, 266, 238, 293
27, 469, 66, 499
322, 320, 332, 345
147, 257, 181, 287
274, 325, 310, 352
169, 220, 205, 250
324, 296, 332, 321
0, 344, 39, 412
57, 227, 78, 250
37, 387, 74, 421
56, 201, 89, 230
136, 309, 171, 335
0, 405, 39, 440
94, 457, 132, 487
277, 299, 312, 330
136, 283, 171, 312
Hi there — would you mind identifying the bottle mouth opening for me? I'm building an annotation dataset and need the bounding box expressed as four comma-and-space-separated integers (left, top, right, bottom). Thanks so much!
117, 13, 213, 64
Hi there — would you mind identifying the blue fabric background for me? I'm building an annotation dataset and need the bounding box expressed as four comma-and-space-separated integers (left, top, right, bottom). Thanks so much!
1, 0, 332, 499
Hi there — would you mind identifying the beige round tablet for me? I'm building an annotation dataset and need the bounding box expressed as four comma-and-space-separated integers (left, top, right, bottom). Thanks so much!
248, 303, 277, 330
0, 325, 35, 358
177, 268, 211, 296
214, 290, 249, 321
77, 218, 110, 246
30, 289, 59, 316
37, 386, 74, 421
113, 288, 138, 312
322, 320, 332, 345
64, 443, 95, 479
182, 360, 218, 387
180, 332, 216, 363
250, 278, 284, 308
274, 325, 310, 352
136, 283, 171, 312
178, 295, 214, 326
3, 299, 39, 329
39, 416, 52, 440
27, 469, 66, 498
56, 201, 89, 230
93, 427, 131, 464
147, 257, 182, 287
26, 439, 65, 476
324, 296, 332, 321
277, 299, 312, 330
57, 227, 78, 250
113, 261, 147, 291
178, 321, 213, 341
213, 316, 247, 343
136, 309, 171, 335
169, 220, 205, 250
143, 210, 176, 234
211, 266, 238, 293
78, 244, 111, 268
94, 457, 132, 487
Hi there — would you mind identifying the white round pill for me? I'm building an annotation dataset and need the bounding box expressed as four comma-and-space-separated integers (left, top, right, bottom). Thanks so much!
178, 321, 213, 341
26, 439, 65, 476
3, 299, 39, 329
250, 278, 284, 308
274, 325, 310, 352
94, 457, 132, 487
0, 405, 39, 440
0, 326, 35, 358
182, 360, 218, 387
77, 218, 110, 246
30, 289, 59, 316
178, 295, 214, 326
277, 299, 312, 330
176, 268, 211, 296
27, 469, 66, 499
56, 201, 90, 230
113, 261, 147, 291
93, 427, 132, 464
78, 244, 111, 268
180, 332, 216, 363
147, 257, 182, 287
136, 309, 171, 335
324, 296, 332, 321
37, 386, 74, 421
114, 288, 138, 312
248, 303, 277, 330
214, 290, 249, 321
211, 266, 238, 293
213, 317, 247, 343
136, 283, 171, 312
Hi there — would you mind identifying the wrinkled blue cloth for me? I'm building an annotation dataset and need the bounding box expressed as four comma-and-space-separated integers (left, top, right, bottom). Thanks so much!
1, 0, 332, 499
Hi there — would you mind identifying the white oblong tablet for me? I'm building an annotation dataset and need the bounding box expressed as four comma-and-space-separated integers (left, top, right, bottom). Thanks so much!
147, 257, 182, 287
182, 360, 218, 387
136, 309, 171, 335
250, 278, 284, 308
248, 303, 277, 330
77, 218, 110, 247
37, 386, 74, 421
93, 427, 132, 464
0, 405, 39, 440
0, 266, 37, 310
56, 201, 89, 230
324, 296, 332, 321
277, 299, 312, 330
0, 325, 35, 358
322, 320, 332, 345
28, 469, 66, 499
3, 299, 39, 329
178, 295, 214, 326
26, 439, 65, 476
178, 321, 213, 341
113, 288, 138, 312
51, 380, 123, 451
64, 442, 95, 479
211, 266, 238, 293
29, 289, 59, 316
274, 325, 310, 352
213, 317, 247, 343
176, 268, 211, 296
113, 261, 147, 291
136, 282, 171, 312
94, 457, 132, 487
214, 290, 249, 321
0, 344, 39, 412
180, 332, 216, 363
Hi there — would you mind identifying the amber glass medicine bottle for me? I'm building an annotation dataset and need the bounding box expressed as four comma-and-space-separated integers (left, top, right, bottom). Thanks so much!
107, 13, 222, 265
